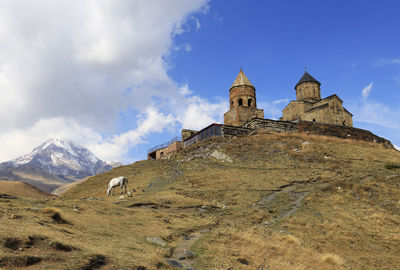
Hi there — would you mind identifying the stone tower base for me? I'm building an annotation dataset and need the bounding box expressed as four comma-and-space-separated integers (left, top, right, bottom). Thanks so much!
224, 106, 264, 126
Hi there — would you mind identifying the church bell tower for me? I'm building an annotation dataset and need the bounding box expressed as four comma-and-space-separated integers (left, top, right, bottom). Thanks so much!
223, 69, 264, 126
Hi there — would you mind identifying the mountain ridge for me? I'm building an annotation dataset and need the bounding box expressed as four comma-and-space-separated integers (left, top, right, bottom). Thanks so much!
0, 138, 120, 192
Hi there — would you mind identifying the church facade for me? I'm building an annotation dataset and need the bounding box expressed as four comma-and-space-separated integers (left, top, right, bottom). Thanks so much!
223, 69, 353, 127
281, 71, 353, 127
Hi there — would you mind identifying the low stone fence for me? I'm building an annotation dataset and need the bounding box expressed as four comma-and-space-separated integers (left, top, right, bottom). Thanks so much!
221, 125, 252, 137
298, 121, 393, 148
180, 119, 394, 150
242, 118, 393, 148
243, 118, 298, 133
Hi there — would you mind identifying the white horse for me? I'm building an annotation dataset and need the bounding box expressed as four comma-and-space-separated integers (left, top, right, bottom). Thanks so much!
107, 176, 128, 197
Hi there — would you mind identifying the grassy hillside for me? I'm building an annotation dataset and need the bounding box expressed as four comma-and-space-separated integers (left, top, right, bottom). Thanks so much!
1, 132, 399, 269
0, 165, 73, 193
0, 181, 54, 199
51, 178, 87, 196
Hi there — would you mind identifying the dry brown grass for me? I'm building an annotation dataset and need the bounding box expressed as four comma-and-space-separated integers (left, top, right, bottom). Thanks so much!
192, 227, 344, 269
1, 132, 400, 269
0, 180, 54, 199
321, 253, 345, 265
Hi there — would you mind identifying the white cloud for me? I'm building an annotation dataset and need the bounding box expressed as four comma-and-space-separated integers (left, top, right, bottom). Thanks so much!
185, 44, 192, 52
273, 98, 289, 104
394, 145, 400, 151
176, 96, 227, 130
258, 98, 289, 120
362, 82, 373, 99
374, 58, 400, 66
0, 0, 213, 163
352, 101, 400, 131
192, 16, 202, 30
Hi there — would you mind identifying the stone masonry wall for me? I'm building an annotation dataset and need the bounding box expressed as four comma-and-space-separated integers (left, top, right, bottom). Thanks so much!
221, 125, 253, 137
298, 121, 393, 148
243, 118, 298, 133
224, 106, 264, 127
296, 81, 321, 102
182, 129, 198, 141
229, 85, 256, 109
241, 118, 393, 148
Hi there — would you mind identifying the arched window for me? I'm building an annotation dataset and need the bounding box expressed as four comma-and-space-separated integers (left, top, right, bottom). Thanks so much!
248, 98, 252, 106
231, 101, 233, 106
238, 98, 243, 106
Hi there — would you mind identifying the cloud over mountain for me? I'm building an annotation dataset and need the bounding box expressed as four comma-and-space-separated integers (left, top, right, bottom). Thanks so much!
0, 0, 219, 163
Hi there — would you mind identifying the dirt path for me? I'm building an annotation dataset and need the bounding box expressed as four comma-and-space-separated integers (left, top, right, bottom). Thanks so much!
280, 191, 309, 218
257, 182, 311, 219
166, 232, 201, 269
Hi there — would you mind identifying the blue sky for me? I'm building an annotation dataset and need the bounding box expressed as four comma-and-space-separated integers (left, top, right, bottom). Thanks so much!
158, 0, 400, 155
0, 0, 399, 163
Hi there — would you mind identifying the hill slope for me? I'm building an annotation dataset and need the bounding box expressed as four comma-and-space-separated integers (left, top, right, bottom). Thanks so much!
1, 132, 399, 269
0, 180, 54, 199
0, 165, 71, 193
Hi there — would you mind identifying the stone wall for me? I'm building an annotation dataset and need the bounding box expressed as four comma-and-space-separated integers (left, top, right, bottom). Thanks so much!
282, 96, 353, 127
229, 85, 257, 109
297, 121, 393, 148
182, 129, 198, 141
221, 125, 253, 137
147, 141, 183, 160
224, 106, 264, 127
178, 118, 393, 154
243, 118, 298, 133
295, 81, 321, 102
282, 101, 311, 122
302, 96, 353, 127
242, 118, 393, 148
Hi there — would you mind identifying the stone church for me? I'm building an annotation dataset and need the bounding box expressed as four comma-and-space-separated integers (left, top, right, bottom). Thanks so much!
148, 69, 393, 160
281, 70, 353, 127
224, 69, 353, 127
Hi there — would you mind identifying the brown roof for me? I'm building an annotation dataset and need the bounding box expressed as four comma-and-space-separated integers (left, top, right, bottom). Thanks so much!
230, 69, 255, 89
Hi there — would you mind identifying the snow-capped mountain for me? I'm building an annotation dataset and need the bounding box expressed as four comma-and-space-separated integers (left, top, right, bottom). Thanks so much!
1, 138, 120, 180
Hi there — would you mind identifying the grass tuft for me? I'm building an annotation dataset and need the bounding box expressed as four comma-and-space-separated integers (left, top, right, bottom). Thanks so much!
0, 255, 42, 267
281, 234, 301, 245
50, 241, 77, 251
321, 253, 344, 265
42, 207, 70, 224
80, 254, 107, 270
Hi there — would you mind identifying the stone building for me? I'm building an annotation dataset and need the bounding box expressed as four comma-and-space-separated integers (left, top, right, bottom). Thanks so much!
147, 137, 182, 160
224, 69, 264, 126
281, 71, 353, 127
147, 68, 378, 159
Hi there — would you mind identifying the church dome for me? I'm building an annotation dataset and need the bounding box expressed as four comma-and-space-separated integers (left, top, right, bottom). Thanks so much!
295, 71, 321, 89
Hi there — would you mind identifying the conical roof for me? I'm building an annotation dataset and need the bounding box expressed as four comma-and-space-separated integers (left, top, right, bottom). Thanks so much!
295, 71, 320, 88
230, 69, 254, 89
